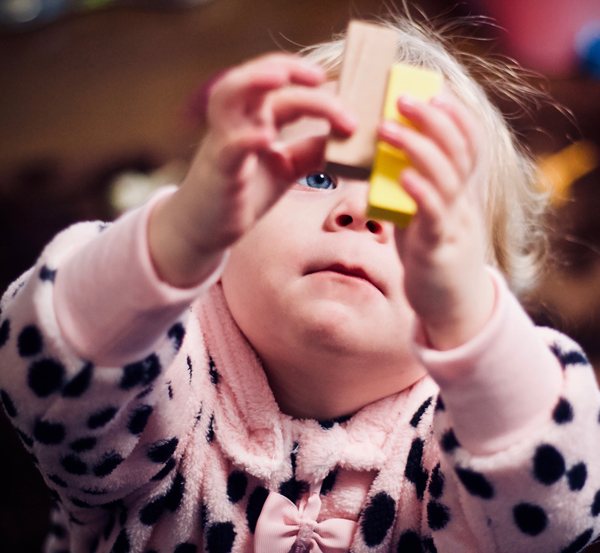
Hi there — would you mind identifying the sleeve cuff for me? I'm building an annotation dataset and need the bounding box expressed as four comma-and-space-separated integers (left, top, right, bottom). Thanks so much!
412, 267, 564, 455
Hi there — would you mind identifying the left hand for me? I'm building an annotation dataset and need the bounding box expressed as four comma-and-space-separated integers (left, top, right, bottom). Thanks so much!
377, 92, 495, 350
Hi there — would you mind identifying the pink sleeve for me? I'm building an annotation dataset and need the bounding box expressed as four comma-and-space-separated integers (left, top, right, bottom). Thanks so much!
54, 186, 228, 367
412, 267, 564, 456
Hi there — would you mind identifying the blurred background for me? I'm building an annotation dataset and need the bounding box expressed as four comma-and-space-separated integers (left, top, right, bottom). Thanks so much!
0, 0, 599, 551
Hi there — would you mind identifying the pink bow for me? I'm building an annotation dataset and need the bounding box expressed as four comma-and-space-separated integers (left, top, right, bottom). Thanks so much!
254, 482, 356, 553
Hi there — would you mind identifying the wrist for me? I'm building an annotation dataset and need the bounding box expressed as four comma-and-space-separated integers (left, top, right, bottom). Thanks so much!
421, 270, 496, 351
148, 192, 226, 288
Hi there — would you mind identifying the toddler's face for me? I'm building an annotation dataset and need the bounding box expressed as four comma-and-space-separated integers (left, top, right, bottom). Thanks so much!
221, 115, 423, 384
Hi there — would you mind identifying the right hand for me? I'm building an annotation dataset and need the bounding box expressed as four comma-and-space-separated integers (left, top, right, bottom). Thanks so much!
149, 54, 356, 287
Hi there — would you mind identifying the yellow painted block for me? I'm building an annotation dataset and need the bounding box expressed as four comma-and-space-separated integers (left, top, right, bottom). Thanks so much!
367, 64, 442, 227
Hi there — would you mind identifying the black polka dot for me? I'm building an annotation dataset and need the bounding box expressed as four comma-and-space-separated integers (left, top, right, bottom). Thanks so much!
165, 472, 185, 512
321, 469, 337, 496
0, 319, 10, 348
561, 529, 593, 553
48, 522, 66, 538
87, 407, 118, 429
167, 382, 174, 400
410, 396, 434, 428
81, 487, 108, 496
440, 429, 460, 453
533, 444, 565, 485
246, 486, 269, 534
28, 358, 64, 397
318, 414, 352, 429
360, 492, 396, 547
127, 405, 153, 435
455, 467, 494, 499
111, 529, 130, 553
62, 363, 93, 398
397, 530, 423, 553
139, 495, 166, 526
591, 490, 600, 516
513, 503, 547, 536
93, 452, 124, 478
147, 438, 179, 463
201, 502, 209, 531
227, 471, 248, 503
61, 454, 87, 475
39, 265, 57, 282
103, 512, 116, 539
16, 428, 33, 447
428, 463, 444, 499
48, 473, 68, 488
70, 437, 97, 453
70, 496, 92, 508
175, 543, 197, 553
553, 398, 574, 424
151, 457, 176, 481
279, 477, 308, 504
206, 521, 236, 553
34, 419, 66, 444
427, 500, 450, 531
209, 356, 220, 385
435, 395, 445, 412
422, 536, 437, 553
206, 415, 215, 443
168, 323, 186, 352
1, 389, 17, 417
120, 354, 161, 390
18, 325, 43, 357
187, 356, 193, 383
567, 462, 587, 491
405, 438, 428, 500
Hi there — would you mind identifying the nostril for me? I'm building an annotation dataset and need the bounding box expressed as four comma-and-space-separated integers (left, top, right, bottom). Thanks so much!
366, 220, 382, 234
337, 214, 353, 227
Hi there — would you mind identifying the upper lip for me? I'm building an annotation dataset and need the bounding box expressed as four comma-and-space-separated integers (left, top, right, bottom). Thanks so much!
307, 262, 384, 294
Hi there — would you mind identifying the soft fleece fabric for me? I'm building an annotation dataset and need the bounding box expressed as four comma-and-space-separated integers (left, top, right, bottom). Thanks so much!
1, 189, 600, 553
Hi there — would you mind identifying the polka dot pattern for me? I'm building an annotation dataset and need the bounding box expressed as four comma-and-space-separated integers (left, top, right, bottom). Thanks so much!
62, 363, 93, 398
1, 389, 17, 417
120, 355, 161, 390
28, 358, 64, 397
0, 319, 10, 348
206, 522, 236, 553
533, 444, 565, 485
513, 503, 547, 536
455, 467, 494, 499
18, 325, 43, 357
360, 492, 396, 547
246, 487, 269, 534
410, 396, 434, 428
405, 438, 428, 500
227, 471, 248, 504
427, 500, 450, 531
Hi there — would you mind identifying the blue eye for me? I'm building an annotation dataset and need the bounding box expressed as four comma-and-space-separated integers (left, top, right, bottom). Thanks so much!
298, 173, 336, 190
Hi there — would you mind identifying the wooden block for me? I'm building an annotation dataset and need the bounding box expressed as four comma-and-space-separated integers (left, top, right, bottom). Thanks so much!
324, 21, 398, 175
366, 63, 442, 227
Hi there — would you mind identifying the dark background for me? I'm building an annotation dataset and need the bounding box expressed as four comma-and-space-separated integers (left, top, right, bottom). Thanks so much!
1, 0, 599, 551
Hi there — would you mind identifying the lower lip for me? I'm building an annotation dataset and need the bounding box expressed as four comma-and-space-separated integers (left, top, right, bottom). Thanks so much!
313, 270, 378, 290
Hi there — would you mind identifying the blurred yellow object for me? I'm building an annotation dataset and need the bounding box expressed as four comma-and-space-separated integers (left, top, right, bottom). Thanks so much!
538, 141, 598, 205
367, 63, 442, 227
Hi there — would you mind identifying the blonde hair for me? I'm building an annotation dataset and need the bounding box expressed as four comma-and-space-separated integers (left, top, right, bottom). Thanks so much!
300, 15, 550, 297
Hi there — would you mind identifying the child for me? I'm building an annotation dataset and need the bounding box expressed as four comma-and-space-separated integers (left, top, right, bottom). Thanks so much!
1, 14, 599, 553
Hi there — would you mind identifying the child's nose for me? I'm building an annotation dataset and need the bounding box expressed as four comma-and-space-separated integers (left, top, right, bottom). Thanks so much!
327, 181, 387, 237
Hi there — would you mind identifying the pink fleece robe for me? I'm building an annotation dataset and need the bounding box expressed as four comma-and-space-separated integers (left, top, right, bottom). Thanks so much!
1, 188, 599, 553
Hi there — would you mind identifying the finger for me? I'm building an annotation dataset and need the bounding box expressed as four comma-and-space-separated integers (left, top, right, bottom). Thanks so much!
214, 127, 276, 177
209, 55, 327, 118
378, 120, 460, 203
275, 134, 329, 179
269, 87, 357, 134
430, 93, 480, 167
396, 95, 473, 180
400, 167, 444, 243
